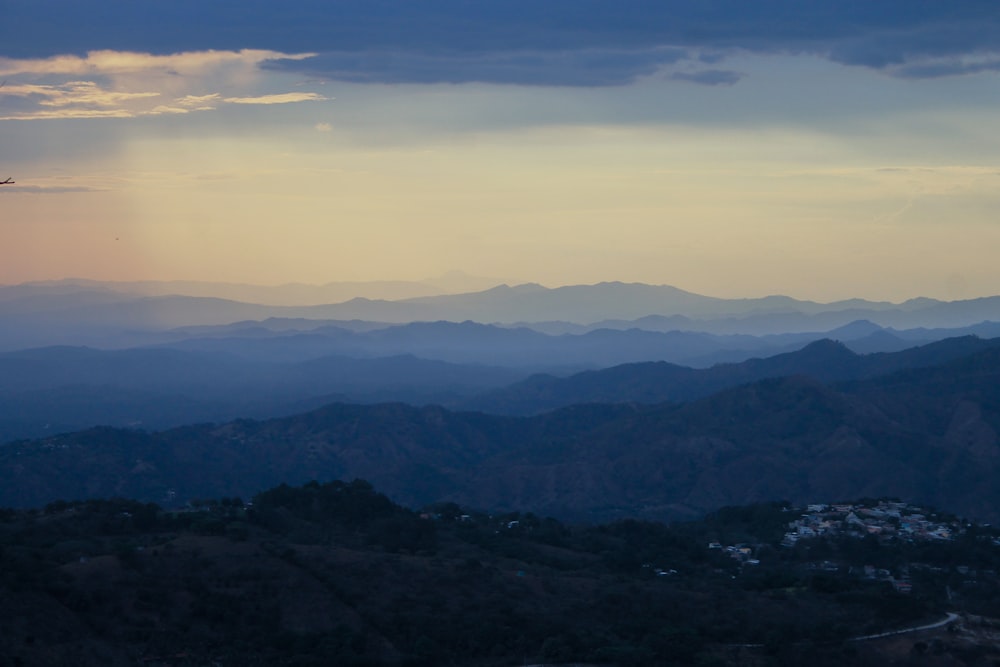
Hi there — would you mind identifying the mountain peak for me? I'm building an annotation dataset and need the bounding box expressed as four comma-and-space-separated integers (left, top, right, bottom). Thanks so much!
828, 319, 884, 339
798, 338, 858, 359
478, 283, 548, 295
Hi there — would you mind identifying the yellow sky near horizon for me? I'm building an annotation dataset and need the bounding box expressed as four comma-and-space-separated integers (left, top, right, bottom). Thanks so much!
2, 51, 1000, 302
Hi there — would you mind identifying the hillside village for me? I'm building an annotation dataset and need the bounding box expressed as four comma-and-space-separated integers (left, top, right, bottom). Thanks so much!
782, 500, 961, 547
707, 500, 965, 562
700, 500, 1000, 599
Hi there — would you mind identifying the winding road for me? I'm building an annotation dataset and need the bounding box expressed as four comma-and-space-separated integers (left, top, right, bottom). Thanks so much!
722, 611, 961, 649
848, 612, 960, 642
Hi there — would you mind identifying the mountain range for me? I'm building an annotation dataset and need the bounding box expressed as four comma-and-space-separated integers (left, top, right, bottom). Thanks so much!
3, 338, 999, 524
461, 335, 1000, 414
3, 278, 1000, 525
4, 279, 1000, 351
3, 330, 998, 444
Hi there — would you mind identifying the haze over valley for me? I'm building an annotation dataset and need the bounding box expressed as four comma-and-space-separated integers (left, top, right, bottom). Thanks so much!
2, 277, 1000, 528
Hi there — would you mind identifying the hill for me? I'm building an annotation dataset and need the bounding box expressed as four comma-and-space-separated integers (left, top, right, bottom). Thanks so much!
3, 344, 1000, 523
0, 347, 524, 443
4, 328, 998, 444
5, 279, 1000, 351
461, 336, 1000, 415
3, 480, 999, 666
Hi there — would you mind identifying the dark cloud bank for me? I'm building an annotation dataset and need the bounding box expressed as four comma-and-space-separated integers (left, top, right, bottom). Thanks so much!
3, 0, 999, 86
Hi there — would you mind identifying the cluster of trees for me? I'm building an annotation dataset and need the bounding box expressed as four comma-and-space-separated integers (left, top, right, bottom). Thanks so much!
2, 483, 1000, 665
252, 479, 437, 554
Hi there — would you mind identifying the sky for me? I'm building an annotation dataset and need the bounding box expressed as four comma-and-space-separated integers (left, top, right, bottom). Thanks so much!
1, 1, 1000, 302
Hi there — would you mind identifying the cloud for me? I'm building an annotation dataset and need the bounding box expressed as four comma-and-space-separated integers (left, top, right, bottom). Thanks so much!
268, 48, 689, 86
223, 92, 327, 105
35, 81, 160, 108
0, 51, 325, 120
891, 58, 1000, 79
0, 79, 162, 119
137, 93, 222, 115
0, 49, 314, 77
0, 107, 135, 120
0, 185, 103, 194
3, 2, 1000, 86
670, 69, 744, 86
315, 122, 332, 132
176, 93, 222, 108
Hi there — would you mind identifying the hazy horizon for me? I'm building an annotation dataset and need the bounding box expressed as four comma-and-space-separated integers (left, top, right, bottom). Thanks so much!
3, 3, 1000, 302
0, 273, 991, 306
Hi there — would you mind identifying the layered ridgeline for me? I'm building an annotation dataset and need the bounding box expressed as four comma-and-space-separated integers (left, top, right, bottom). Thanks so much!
3, 342, 999, 523
4, 279, 1000, 444
460, 335, 1000, 415
4, 279, 1000, 349
1, 330, 998, 443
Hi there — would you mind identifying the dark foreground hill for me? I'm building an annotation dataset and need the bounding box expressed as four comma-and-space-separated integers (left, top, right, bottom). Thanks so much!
4, 480, 1000, 666
3, 345, 999, 523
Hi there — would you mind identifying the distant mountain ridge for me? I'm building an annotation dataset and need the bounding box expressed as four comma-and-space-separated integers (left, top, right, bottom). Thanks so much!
463, 336, 1000, 414
3, 340, 999, 523
1, 276, 490, 305
4, 280, 1000, 352
0, 346, 524, 442
2, 333, 998, 443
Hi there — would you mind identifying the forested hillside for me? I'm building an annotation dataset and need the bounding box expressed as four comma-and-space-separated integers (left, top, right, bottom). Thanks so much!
3, 480, 1000, 666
